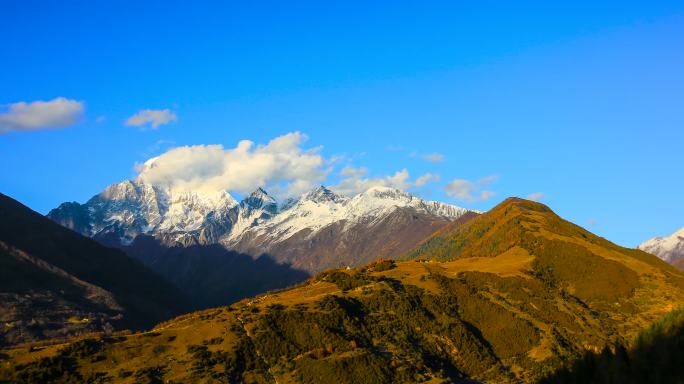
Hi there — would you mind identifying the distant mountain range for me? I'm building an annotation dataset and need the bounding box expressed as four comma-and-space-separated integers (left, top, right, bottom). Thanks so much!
0, 193, 189, 346
48, 179, 474, 306
48, 180, 471, 262
6, 198, 683, 383
639, 227, 684, 270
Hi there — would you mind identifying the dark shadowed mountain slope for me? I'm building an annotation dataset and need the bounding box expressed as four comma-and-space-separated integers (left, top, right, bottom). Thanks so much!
120, 235, 310, 308
4, 198, 684, 383
0, 193, 190, 346
540, 307, 684, 384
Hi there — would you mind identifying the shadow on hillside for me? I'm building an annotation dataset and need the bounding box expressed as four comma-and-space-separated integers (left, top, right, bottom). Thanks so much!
120, 235, 311, 309
0, 193, 191, 338
539, 308, 684, 384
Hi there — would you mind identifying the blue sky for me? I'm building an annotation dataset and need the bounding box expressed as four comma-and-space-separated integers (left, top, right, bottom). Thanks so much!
1, 1, 683, 247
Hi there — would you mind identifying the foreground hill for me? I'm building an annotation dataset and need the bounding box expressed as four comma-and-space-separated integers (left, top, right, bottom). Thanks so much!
2, 198, 683, 383
0, 193, 189, 347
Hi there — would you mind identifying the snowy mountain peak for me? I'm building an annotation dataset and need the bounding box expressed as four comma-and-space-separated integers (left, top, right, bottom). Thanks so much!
303, 185, 346, 204
242, 188, 277, 213
168, 188, 238, 208
639, 226, 684, 264
357, 186, 413, 201
50, 181, 475, 252
99, 179, 146, 201
221, 185, 472, 248
346, 186, 468, 219
251, 187, 269, 198
49, 179, 240, 244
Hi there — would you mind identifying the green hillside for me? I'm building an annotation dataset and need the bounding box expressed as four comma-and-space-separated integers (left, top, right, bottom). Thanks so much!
2, 198, 683, 383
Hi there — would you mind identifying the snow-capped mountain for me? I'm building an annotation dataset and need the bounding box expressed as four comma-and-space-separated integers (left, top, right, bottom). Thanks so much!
639, 227, 684, 266
227, 185, 475, 272
225, 185, 468, 246
49, 180, 475, 274
49, 179, 243, 246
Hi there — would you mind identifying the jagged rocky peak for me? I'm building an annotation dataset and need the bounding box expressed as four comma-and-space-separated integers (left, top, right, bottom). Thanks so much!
99, 179, 140, 200
166, 188, 238, 210
242, 187, 277, 214
348, 185, 471, 219
302, 185, 346, 204
48, 178, 242, 245
48, 201, 92, 234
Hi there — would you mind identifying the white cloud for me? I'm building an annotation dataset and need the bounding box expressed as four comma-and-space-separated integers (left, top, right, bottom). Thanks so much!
340, 166, 368, 178
328, 154, 346, 164
527, 192, 545, 202
136, 132, 329, 198
0, 97, 84, 133
125, 109, 177, 129
423, 152, 445, 163
415, 173, 440, 186
478, 175, 499, 185
333, 169, 413, 196
444, 176, 498, 203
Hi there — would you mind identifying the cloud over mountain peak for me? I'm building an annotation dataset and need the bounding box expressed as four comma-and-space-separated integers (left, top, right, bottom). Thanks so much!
136, 132, 329, 198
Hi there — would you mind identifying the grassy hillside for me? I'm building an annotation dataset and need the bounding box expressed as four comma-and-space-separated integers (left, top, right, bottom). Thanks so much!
407, 198, 684, 308
540, 307, 684, 384
2, 198, 683, 383
0, 193, 190, 346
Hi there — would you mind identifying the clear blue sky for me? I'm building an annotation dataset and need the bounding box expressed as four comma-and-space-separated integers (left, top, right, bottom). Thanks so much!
1, 1, 683, 247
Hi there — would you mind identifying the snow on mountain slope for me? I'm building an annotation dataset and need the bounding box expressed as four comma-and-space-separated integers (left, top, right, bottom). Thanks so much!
227, 188, 278, 239
48, 180, 468, 252
224, 185, 470, 246
639, 227, 684, 264
48, 179, 240, 245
